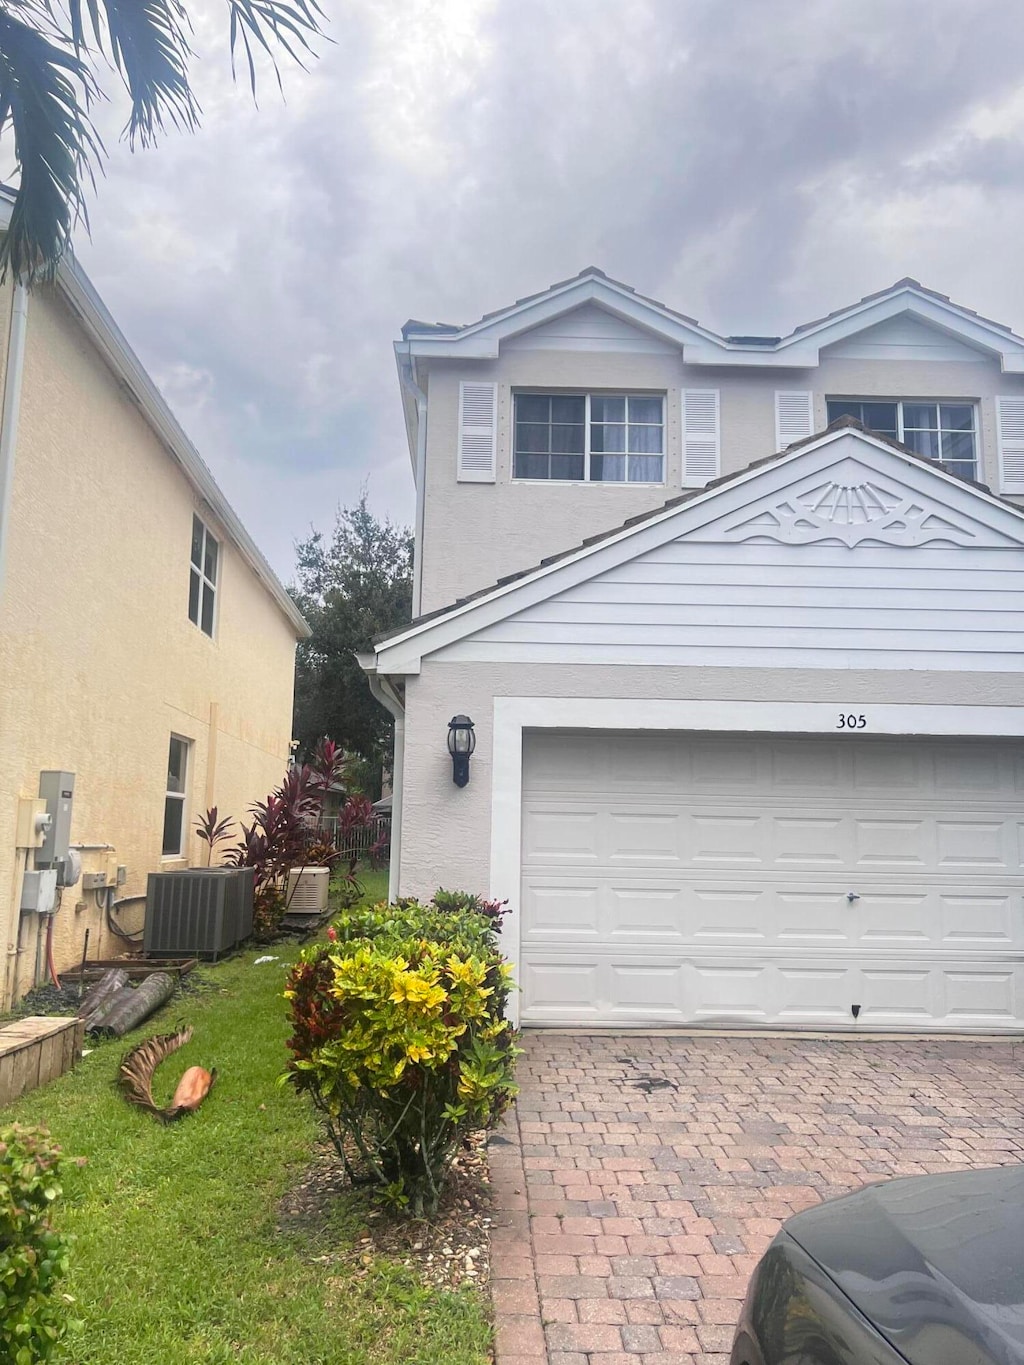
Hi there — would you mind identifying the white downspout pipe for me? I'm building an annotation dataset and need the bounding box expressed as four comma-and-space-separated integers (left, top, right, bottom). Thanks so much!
360, 660, 406, 904
0, 279, 29, 598
400, 363, 428, 617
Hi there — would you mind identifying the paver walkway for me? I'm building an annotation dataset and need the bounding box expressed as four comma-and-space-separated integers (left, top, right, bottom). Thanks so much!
488, 1031, 1024, 1365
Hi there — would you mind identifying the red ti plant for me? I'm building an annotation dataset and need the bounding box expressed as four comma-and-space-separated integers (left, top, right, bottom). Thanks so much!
224, 736, 373, 937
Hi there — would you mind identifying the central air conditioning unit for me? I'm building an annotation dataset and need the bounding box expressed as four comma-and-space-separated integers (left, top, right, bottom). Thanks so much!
144, 867, 255, 960
285, 866, 330, 921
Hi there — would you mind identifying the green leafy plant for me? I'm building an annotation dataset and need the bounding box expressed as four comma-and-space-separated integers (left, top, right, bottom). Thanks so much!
0, 1124, 81, 1362
284, 894, 519, 1217
194, 806, 236, 866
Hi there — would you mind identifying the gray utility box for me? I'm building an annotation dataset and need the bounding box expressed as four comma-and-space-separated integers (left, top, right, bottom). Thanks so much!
144, 868, 255, 961
37, 771, 74, 871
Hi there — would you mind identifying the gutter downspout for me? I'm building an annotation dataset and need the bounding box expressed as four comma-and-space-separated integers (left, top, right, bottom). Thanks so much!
0, 280, 29, 598
0, 279, 29, 1011
399, 360, 428, 617
360, 658, 405, 904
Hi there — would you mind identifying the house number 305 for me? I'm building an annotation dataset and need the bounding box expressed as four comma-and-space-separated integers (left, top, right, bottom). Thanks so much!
837, 713, 867, 729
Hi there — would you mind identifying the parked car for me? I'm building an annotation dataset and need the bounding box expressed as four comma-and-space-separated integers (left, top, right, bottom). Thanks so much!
731, 1164, 1024, 1365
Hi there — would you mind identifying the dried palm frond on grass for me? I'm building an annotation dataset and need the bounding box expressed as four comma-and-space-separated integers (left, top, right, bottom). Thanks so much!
118, 1026, 216, 1123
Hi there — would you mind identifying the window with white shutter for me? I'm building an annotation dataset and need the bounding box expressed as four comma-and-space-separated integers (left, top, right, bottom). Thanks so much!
997, 396, 1024, 494
682, 390, 720, 486
457, 381, 498, 482
775, 391, 815, 449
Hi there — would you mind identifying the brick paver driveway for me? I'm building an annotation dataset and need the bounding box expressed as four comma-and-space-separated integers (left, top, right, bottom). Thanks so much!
488, 1031, 1024, 1365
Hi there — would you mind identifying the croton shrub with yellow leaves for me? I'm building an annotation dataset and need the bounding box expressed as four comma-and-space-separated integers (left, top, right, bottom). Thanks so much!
284, 893, 518, 1216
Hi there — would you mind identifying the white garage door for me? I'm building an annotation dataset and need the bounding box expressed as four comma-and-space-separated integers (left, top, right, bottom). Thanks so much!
520, 732, 1024, 1030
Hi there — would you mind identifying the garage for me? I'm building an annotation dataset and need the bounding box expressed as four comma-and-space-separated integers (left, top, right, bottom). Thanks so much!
520, 730, 1024, 1029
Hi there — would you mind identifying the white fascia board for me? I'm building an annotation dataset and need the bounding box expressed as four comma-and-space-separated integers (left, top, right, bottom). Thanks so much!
55, 254, 310, 639
404, 276, 723, 359
394, 344, 421, 475
374, 426, 1024, 672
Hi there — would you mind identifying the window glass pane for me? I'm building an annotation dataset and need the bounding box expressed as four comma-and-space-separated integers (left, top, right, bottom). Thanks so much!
902, 402, 937, 430
592, 423, 625, 453
162, 796, 184, 856
942, 430, 976, 467
550, 395, 585, 424
590, 396, 625, 422
945, 460, 976, 481
167, 737, 187, 793
904, 428, 939, 460
862, 403, 899, 435
941, 404, 975, 431
514, 452, 549, 480
827, 401, 864, 423
627, 397, 662, 424
201, 584, 215, 635
551, 422, 585, 454
191, 516, 204, 568
515, 394, 549, 423
628, 454, 664, 483
516, 422, 549, 454
591, 454, 626, 482
550, 453, 584, 481
204, 535, 218, 582
628, 424, 663, 454
188, 568, 200, 625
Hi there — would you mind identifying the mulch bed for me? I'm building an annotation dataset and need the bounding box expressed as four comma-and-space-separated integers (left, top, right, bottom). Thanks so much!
278, 1132, 493, 1291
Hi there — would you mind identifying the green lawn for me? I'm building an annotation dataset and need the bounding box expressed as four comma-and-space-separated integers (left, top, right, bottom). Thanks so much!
8, 876, 490, 1364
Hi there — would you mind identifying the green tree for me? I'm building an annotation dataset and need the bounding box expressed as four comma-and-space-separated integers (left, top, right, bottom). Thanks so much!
0, 0, 322, 281
291, 496, 413, 794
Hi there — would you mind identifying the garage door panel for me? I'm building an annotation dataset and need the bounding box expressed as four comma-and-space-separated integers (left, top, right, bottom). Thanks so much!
520, 732, 1024, 1029
853, 818, 929, 868
935, 820, 1015, 869
945, 970, 1018, 1021
940, 894, 1016, 946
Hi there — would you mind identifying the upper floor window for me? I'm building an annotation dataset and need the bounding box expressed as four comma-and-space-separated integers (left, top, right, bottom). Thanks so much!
826, 399, 977, 480
514, 393, 664, 483
189, 514, 218, 636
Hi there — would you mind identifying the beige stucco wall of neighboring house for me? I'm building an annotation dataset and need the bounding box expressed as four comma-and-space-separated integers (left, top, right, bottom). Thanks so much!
0, 284, 298, 1005
396, 659, 1024, 901
417, 350, 1024, 614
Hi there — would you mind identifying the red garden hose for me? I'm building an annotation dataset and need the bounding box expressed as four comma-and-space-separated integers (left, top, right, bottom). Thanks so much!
46, 914, 61, 990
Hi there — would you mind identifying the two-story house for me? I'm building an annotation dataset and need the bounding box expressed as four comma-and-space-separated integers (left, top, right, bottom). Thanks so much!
0, 190, 308, 1007
363, 268, 1024, 1032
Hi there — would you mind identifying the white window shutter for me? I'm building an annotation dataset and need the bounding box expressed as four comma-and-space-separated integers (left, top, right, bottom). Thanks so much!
997, 396, 1024, 494
775, 391, 815, 449
457, 381, 497, 483
682, 390, 720, 485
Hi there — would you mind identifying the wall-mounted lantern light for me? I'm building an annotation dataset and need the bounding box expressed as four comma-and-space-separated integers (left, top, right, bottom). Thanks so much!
447, 715, 476, 787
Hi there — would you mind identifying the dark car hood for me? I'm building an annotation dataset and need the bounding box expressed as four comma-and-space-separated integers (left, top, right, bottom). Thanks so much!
784, 1164, 1024, 1365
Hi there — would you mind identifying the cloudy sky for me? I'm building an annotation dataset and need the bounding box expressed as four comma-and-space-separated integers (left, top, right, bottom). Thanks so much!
69, 0, 1024, 582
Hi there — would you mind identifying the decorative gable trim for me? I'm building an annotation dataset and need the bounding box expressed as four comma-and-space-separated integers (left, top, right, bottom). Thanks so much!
371, 425, 1024, 674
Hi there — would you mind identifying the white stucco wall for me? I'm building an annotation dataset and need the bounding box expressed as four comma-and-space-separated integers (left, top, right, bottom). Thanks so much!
0, 285, 299, 1004
416, 344, 1024, 614
396, 659, 1024, 903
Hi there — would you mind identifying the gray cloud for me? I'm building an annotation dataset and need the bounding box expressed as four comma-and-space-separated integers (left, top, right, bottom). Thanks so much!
71, 0, 1024, 578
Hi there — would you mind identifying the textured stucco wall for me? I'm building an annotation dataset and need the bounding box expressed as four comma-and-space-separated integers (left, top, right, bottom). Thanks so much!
397, 660, 1024, 902
417, 349, 1024, 614
0, 285, 298, 1003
